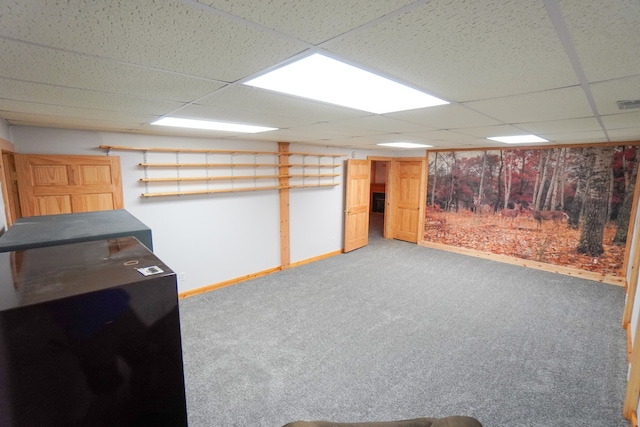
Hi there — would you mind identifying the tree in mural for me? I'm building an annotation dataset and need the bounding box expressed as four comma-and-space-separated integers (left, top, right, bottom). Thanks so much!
614, 146, 638, 245
568, 147, 590, 229
577, 147, 616, 256
425, 145, 636, 277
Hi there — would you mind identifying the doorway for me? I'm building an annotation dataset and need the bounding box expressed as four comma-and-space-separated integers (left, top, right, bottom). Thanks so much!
344, 157, 427, 252
370, 160, 387, 239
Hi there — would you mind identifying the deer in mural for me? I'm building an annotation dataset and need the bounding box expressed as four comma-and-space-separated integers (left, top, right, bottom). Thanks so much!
473, 196, 491, 215
532, 210, 568, 228
500, 203, 521, 221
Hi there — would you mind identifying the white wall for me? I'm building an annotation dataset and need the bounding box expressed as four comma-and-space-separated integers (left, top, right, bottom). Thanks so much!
10, 126, 399, 293
0, 120, 10, 141
0, 120, 11, 233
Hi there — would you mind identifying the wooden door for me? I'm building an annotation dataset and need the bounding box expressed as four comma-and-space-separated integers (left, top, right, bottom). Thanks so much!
344, 159, 371, 252
15, 154, 124, 217
1, 152, 21, 226
389, 159, 426, 243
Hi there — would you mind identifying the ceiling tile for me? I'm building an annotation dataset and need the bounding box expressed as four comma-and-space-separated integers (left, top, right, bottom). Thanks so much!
170, 103, 309, 129
388, 104, 502, 129
590, 75, 640, 116
601, 111, 640, 130
3, 113, 144, 131
132, 123, 282, 141
326, 0, 577, 102
515, 117, 602, 134
0, 99, 156, 124
464, 86, 593, 123
0, 0, 303, 81
608, 130, 640, 141
195, 85, 369, 123
401, 129, 480, 142
0, 39, 225, 102
539, 129, 607, 142
451, 124, 533, 139
198, 0, 415, 45
285, 121, 387, 139
559, 0, 640, 82
332, 115, 435, 134
0, 79, 183, 115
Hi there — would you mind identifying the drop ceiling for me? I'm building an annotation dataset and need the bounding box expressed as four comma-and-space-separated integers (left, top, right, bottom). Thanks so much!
0, 0, 638, 150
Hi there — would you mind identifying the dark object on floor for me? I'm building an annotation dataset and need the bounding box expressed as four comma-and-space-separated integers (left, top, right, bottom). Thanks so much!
282, 415, 482, 427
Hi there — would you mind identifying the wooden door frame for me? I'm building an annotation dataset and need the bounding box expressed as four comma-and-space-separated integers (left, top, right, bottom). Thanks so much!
0, 138, 17, 228
368, 155, 427, 241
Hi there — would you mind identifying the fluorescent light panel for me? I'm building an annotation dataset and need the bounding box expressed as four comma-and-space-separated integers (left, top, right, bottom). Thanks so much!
152, 117, 277, 133
377, 142, 432, 148
244, 54, 449, 114
487, 135, 549, 144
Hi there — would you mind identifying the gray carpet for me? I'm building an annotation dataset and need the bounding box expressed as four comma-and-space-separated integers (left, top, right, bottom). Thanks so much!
178, 214, 628, 426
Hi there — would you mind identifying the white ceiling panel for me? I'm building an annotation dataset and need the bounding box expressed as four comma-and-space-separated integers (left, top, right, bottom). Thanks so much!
402, 129, 484, 142
0, 100, 156, 124
331, 115, 436, 134
453, 124, 539, 139
601, 111, 640, 130
590, 76, 640, 116
326, 0, 577, 102
132, 123, 283, 141
194, 85, 369, 123
515, 117, 602, 134
463, 87, 592, 123
170, 103, 312, 129
397, 130, 488, 148
559, 0, 640, 82
0, 1, 637, 149
2, 112, 145, 131
0, 79, 183, 115
608, 130, 640, 141
0, 39, 225, 102
198, 0, 416, 45
0, 0, 303, 81
285, 121, 387, 139
388, 104, 502, 129
539, 130, 608, 142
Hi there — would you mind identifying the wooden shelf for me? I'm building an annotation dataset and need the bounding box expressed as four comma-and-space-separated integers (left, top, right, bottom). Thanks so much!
140, 173, 339, 183
101, 145, 346, 157
287, 163, 341, 168
139, 163, 279, 168
141, 183, 339, 198
100, 145, 344, 198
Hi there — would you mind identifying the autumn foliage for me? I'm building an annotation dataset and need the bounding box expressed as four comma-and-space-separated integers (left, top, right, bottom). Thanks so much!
424, 210, 623, 276
425, 146, 637, 277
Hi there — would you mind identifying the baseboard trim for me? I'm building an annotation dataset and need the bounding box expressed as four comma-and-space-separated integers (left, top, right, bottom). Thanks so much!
288, 250, 342, 269
178, 249, 343, 299
419, 240, 625, 286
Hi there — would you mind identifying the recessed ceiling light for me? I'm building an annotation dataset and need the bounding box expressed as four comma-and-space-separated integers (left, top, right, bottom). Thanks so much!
377, 142, 432, 148
151, 117, 277, 133
244, 53, 449, 114
487, 135, 549, 144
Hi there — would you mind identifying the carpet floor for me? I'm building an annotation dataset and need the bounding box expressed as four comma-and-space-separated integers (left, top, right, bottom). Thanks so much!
179, 214, 628, 427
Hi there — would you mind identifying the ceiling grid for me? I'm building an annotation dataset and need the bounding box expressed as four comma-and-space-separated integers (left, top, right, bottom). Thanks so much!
0, 0, 637, 149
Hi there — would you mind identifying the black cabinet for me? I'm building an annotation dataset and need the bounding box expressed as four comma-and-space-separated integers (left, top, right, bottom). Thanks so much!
0, 237, 187, 426
0, 209, 153, 252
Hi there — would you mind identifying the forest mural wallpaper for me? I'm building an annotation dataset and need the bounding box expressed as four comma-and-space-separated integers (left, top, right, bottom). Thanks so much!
425, 145, 638, 279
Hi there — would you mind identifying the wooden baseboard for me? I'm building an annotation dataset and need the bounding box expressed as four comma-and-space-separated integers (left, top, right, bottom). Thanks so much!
178, 249, 343, 299
288, 249, 342, 268
419, 240, 625, 286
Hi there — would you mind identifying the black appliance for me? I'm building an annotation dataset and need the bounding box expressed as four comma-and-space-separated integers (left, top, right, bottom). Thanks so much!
0, 237, 187, 426
0, 209, 153, 252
